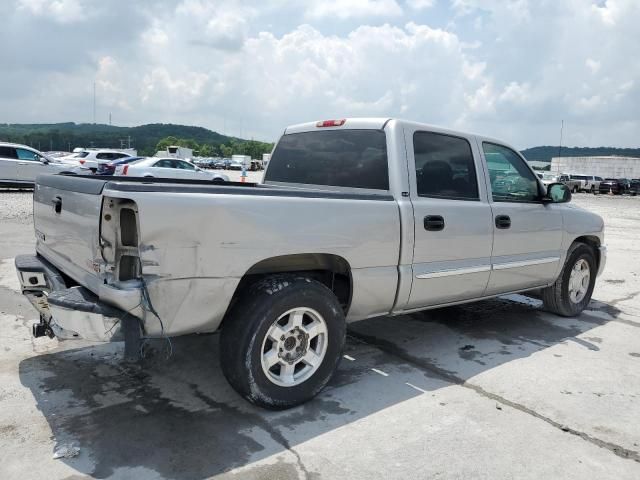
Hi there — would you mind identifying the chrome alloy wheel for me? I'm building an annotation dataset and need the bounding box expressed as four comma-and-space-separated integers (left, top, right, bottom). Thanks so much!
568, 258, 590, 304
260, 307, 329, 387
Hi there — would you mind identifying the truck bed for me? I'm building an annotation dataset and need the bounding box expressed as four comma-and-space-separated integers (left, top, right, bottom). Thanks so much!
32, 173, 401, 338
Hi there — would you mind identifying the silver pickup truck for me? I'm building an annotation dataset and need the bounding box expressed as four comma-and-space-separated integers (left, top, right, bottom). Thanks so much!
16, 118, 606, 409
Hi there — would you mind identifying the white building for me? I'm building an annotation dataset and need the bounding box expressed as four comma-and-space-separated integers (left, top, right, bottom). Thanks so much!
550, 156, 640, 178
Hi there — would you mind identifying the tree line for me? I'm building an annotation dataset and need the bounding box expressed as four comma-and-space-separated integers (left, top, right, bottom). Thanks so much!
155, 136, 273, 158
0, 122, 274, 158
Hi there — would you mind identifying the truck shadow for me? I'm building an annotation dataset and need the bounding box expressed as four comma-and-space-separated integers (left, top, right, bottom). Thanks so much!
18, 295, 622, 479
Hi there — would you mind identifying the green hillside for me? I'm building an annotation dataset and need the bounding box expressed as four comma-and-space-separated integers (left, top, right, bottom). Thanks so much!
0, 122, 270, 157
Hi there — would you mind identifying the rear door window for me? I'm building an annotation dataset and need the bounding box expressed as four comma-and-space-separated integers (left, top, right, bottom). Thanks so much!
265, 129, 389, 190
0, 146, 18, 159
413, 131, 479, 200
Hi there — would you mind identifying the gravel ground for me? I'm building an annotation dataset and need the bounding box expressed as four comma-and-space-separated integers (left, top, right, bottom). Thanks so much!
0, 190, 34, 223
1, 187, 639, 480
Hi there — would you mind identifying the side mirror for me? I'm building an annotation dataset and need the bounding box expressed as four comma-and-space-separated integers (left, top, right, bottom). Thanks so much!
38, 155, 49, 164
542, 182, 571, 204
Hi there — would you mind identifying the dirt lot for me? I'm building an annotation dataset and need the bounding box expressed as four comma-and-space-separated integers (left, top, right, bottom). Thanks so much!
1, 188, 639, 480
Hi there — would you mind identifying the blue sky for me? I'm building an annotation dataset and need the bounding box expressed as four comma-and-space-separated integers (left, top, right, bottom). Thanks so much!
1, 0, 638, 148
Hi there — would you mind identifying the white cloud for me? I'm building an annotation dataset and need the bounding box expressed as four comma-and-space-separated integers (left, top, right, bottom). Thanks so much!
3, 0, 640, 148
306, 0, 403, 19
585, 58, 601, 74
175, 0, 254, 50
406, 0, 435, 10
18, 0, 84, 23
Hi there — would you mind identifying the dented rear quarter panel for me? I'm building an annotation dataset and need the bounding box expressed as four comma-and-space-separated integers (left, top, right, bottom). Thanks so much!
102, 187, 402, 336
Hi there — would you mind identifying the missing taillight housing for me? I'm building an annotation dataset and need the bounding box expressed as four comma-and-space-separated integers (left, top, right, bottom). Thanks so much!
120, 208, 138, 246
316, 119, 346, 128
118, 255, 139, 281
101, 197, 141, 284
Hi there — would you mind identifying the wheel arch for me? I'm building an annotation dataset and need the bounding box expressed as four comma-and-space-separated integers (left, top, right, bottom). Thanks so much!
571, 235, 601, 269
225, 253, 353, 323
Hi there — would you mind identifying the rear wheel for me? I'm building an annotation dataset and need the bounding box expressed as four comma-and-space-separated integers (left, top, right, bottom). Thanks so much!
542, 243, 597, 317
220, 275, 346, 409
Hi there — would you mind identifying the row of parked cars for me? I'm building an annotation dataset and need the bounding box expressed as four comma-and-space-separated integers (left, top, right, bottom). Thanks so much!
537, 172, 639, 195
0, 142, 229, 187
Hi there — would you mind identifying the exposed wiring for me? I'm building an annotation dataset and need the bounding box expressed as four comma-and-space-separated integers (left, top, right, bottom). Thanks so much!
103, 300, 142, 337
137, 261, 173, 359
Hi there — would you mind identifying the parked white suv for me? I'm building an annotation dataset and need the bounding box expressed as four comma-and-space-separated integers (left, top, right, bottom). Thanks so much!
570, 174, 603, 193
59, 149, 133, 171
0, 143, 73, 187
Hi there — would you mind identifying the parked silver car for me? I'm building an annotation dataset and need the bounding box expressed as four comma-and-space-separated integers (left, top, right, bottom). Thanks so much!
0, 143, 74, 187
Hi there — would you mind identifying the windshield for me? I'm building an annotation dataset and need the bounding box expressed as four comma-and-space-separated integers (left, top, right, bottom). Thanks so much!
266, 129, 389, 190
72, 152, 89, 158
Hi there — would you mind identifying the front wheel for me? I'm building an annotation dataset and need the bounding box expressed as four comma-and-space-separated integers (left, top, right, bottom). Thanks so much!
220, 275, 346, 409
542, 243, 597, 317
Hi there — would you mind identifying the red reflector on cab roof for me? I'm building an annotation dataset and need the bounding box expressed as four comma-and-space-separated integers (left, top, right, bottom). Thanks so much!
316, 119, 346, 128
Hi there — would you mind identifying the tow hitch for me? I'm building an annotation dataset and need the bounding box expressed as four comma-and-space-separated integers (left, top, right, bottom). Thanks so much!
32, 314, 54, 338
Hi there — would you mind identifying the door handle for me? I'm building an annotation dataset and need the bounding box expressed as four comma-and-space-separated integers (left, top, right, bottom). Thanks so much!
52, 196, 62, 214
424, 215, 445, 231
495, 215, 511, 229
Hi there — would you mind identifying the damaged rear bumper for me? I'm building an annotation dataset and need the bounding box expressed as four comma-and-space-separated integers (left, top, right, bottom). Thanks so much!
15, 254, 141, 344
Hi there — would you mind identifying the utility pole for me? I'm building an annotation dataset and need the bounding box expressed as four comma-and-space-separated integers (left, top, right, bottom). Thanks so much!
558, 120, 564, 158
93, 81, 96, 124
109, 112, 112, 126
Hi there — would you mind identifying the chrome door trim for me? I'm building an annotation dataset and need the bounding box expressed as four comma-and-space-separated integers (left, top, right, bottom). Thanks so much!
416, 264, 491, 279
491, 256, 560, 271
415, 256, 560, 279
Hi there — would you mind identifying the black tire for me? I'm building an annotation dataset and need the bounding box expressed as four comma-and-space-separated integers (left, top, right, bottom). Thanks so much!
220, 275, 346, 409
542, 243, 597, 317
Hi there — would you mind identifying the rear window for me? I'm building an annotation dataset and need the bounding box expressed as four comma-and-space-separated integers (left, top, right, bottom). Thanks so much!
265, 130, 389, 190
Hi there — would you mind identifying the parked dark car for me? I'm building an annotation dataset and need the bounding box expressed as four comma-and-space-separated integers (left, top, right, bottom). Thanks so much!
212, 159, 227, 169
96, 156, 144, 176
599, 178, 627, 195
618, 178, 632, 192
